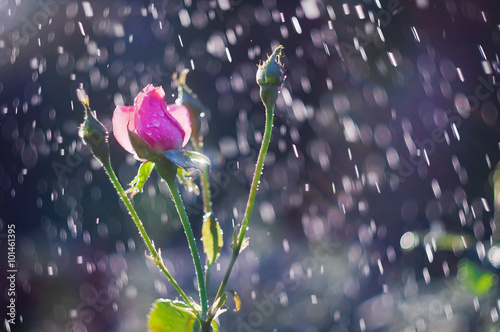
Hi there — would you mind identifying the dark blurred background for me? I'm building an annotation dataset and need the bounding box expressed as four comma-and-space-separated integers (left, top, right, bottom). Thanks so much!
1, 0, 500, 331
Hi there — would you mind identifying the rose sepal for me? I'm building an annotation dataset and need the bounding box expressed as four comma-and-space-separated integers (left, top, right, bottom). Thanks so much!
128, 130, 210, 172
77, 89, 110, 165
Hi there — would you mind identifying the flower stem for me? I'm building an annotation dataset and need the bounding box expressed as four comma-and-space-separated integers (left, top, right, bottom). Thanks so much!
191, 134, 214, 290
211, 100, 275, 312
164, 176, 208, 316
101, 160, 195, 311
191, 135, 213, 216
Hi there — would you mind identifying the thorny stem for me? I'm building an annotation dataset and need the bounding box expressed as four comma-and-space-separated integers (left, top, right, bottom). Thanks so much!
210, 100, 275, 316
164, 176, 209, 316
101, 160, 196, 313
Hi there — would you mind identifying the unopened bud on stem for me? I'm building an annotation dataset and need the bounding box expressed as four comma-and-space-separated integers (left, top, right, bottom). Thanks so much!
77, 89, 110, 165
256, 45, 285, 109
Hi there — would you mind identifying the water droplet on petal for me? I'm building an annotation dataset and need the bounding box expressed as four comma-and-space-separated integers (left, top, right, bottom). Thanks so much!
152, 119, 160, 127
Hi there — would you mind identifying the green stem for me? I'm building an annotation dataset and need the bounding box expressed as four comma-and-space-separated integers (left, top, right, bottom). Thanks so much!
211, 101, 275, 311
101, 160, 195, 311
192, 137, 213, 215
164, 176, 208, 316
192, 135, 214, 290
201, 321, 211, 332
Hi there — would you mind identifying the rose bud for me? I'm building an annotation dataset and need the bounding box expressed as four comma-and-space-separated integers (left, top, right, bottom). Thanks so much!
77, 89, 110, 164
112, 84, 192, 158
256, 45, 285, 108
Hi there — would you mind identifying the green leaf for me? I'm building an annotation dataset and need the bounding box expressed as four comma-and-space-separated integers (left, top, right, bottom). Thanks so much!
177, 168, 200, 195
239, 237, 250, 253
201, 212, 223, 266
458, 260, 495, 297
231, 236, 250, 254
183, 150, 211, 168
238, 237, 250, 253
128, 130, 210, 172
149, 299, 220, 332
128, 130, 161, 161
211, 320, 220, 332
163, 150, 210, 170
126, 161, 155, 198
163, 150, 192, 168
148, 299, 198, 332
210, 293, 227, 317
230, 225, 249, 254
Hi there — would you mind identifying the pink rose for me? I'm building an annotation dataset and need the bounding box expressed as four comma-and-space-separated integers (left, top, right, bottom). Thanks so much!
112, 84, 191, 157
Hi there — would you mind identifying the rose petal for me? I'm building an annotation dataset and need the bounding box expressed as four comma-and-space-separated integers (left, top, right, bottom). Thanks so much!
135, 86, 165, 125
135, 112, 184, 152
136, 84, 162, 108
112, 105, 136, 154
167, 104, 192, 147
135, 86, 185, 152
114, 85, 193, 157
143, 84, 155, 94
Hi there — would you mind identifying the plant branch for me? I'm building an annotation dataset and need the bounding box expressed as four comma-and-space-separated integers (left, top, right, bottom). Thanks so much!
164, 175, 208, 316
101, 161, 195, 312
191, 133, 215, 291
211, 101, 275, 313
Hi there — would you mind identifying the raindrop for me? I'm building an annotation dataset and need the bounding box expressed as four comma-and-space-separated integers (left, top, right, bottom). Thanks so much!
400, 232, 416, 250
377, 259, 384, 275
83, 230, 91, 245
410, 26, 420, 42
491, 308, 499, 323
47, 263, 58, 277
387, 52, 397, 67
425, 243, 434, 263
442, 261, 450, 276
473, 297, 480, 312
423, 267, 430, 284
282, 239, 290, 253
387, 246, 396, 263
291, 16, 302, 34
444, 302, 453, 320
292, 144, 299, 158
78, 21, 85, 36
359, 318, 366, 332
488, 247, 500, 268
456, 67, 465, 81
477, 242, 486, 261
451, 123, 460, 141
431, 179, 441, 198
259, 201, 275, 224
82, 2, 93, 18
178, 8, 191, 27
